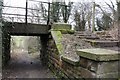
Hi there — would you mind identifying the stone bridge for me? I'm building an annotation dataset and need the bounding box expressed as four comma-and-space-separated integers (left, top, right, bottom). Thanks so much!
5, 22, 50, 35
0, 22, 119, 79
0, 0, 120, 79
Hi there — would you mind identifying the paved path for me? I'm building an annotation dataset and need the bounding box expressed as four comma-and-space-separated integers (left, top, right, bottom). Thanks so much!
3, 49, 56, 79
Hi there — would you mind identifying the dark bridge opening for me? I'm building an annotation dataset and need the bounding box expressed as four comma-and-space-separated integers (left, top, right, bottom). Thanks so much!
2, 35, 55, 78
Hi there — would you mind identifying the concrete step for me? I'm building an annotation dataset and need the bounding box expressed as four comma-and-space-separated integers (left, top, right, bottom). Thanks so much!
84, 39, 119, 48
76, 34, 100, 40
77, 48, 119, 61
85, 36, 99, 39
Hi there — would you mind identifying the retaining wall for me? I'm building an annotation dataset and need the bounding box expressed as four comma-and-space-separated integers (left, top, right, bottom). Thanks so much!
47, 23, 120, 79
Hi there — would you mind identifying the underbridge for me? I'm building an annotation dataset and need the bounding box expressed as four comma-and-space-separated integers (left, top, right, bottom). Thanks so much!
0, 0, 120, 79
4, 22, 50, 35
0, 0, 70, 78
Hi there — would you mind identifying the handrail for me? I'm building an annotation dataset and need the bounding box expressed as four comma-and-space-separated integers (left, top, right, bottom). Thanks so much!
2, 5, 42, 11
28, 0, 71, 7
2, 13, 42, 17
2, 0, 70, 24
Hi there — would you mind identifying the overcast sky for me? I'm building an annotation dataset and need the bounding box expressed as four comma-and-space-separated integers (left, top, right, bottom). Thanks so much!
2, 0, 117, 23
4, 0, 116, 7
3, 0, 117, 14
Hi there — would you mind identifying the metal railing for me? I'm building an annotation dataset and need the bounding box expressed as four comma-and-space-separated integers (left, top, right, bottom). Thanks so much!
1, 0, 70, 25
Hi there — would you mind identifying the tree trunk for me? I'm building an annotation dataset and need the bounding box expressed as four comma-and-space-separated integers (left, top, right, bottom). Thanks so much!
117, 1, 120, 21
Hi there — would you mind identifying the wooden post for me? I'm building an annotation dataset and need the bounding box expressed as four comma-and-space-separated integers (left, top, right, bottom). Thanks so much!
0, 0, 3, 78
64, 5, 67, 23
92, 2, 95, 32
47, 2, 50, 25
25, 0, 28, 24
117, 0, 120, 21
117, 0, 120, 47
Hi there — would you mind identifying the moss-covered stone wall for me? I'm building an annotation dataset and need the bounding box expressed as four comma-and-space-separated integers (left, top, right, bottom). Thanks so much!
1, 22, 119, 79
47, 23, 119, 79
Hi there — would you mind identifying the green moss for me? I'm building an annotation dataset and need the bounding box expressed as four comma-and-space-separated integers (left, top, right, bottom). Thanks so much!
51, 29, 75, 34
51, 31, 64, 55
56, 43, 64, 55
77, 48, 120, 61
62, 57, 80, 66
52, 23, 71, 30
60, 29, 75, 34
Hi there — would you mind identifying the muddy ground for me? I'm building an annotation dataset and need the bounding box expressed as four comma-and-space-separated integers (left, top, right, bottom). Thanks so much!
2, 49, 56, 79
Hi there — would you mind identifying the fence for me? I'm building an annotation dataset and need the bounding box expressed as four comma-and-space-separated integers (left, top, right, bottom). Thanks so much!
1, 0, 70, 24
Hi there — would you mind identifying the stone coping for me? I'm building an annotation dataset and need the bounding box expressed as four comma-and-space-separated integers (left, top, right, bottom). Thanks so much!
50, 29, 75, 34
51, 31, 64, 55
77, 48, 120, 61
84, 39, 119, 43
61, 56, 79, 66
51, 23, 71, 30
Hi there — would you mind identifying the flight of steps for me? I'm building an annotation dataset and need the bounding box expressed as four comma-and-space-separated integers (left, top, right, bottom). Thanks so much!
75, 31, 119, 51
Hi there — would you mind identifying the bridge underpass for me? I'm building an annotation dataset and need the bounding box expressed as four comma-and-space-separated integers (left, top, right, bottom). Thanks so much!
2, 22, 56, 79
1, 0, 119, 79
0, 0, 71, 78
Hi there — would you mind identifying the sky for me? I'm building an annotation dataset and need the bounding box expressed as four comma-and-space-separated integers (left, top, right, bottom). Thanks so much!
2, 0, 117, 23
4, 0, 116, 7
3, 0, 117, 13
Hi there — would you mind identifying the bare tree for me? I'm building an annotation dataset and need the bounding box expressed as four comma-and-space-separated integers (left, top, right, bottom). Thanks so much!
72, 2, 92, 31
105, 0, 117, 21
117, 0, 120, 21
93, 0, 118, 31
61, 2, 73, 23
29, 3, 45, 24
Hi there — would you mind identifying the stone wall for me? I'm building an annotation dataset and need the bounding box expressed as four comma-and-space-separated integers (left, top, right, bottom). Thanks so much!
2, 24, 11, 66
1, 22, 119, 79
0, 0, 3, 78
40, 34, 49, 66
47, 23, 120, 79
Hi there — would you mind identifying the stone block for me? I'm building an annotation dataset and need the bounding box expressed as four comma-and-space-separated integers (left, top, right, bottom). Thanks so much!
85, 39, 119, 47
77, 48, 119, 78
77, 48, 120, 61
77, 66, 97, 78
51, 23, 71, 30
79, 57, 98, 73
97, 72, 119, 78
51, 31, 64, 55
60, 30, 75, 34
62, 56, 79, 66
79, 57, 119, 74
97, 61, 119, 74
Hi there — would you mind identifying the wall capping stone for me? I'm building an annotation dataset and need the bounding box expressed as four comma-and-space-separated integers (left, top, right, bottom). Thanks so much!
77, 48, 120, 61
50, 29, 75, 34
61, 56, 79, 66
51, 31, 64, 60
51, 23, 71, 30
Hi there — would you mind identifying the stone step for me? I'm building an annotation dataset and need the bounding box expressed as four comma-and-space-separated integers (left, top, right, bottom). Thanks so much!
76, 48, 119, 78
99, 35, 113, 40
84, 39, 119, 47
76, 36, 86, 39
76, 48, 119, 61
104, 47, 120, 51
85, 36, 99, 39
76, 34, 100, 39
